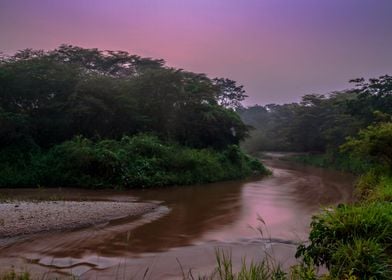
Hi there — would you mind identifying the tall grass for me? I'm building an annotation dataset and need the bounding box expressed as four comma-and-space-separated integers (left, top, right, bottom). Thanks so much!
182, 249, 304, 280
214, 249, 287, 280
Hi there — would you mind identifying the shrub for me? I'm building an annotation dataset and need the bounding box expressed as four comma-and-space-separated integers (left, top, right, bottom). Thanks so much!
296, 202, 392, 278
341, 122, 392, 171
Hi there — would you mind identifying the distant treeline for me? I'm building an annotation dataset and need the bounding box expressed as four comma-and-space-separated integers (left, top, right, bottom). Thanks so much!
0, 45, 266, 187
239, 76, 392, 154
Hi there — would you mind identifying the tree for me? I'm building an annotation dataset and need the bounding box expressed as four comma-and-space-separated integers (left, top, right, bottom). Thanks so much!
213, 78, 247, 109
347, 75, 392, 124
48, 44, 165, 77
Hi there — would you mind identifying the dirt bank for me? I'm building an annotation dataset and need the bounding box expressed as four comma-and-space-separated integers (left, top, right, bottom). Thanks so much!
0, 201, 158, 238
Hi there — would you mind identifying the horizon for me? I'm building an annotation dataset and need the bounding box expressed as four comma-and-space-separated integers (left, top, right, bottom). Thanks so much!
1, 0, 392, 105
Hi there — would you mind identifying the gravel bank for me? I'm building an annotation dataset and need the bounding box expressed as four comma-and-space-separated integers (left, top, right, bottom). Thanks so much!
0, 201, 158, 238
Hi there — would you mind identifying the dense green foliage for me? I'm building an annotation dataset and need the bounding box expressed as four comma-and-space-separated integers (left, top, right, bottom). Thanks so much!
297, 202, 392, 278
0, 45, 267, 188
0, 135, 267, 188
0, 45, 249, 149
341, 122, 392, 168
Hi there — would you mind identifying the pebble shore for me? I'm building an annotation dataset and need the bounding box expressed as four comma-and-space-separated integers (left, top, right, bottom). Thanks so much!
0, 201, 157, 238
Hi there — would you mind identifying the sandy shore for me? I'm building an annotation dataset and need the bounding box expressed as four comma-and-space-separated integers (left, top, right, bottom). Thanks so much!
0, 201, 158, 238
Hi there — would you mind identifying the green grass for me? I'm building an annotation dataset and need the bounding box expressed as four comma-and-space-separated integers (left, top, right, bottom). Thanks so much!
330, 238, 391, 280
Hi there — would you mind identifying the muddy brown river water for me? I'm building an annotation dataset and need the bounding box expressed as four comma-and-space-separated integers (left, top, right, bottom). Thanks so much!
0, 155, 355, 279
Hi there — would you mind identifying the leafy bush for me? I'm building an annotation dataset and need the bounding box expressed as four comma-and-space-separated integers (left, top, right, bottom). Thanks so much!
341, 122, 392, 170
0, 135, 268, 188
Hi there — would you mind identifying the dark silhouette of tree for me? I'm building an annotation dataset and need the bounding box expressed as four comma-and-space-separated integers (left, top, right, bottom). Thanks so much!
213, 78, 247, 109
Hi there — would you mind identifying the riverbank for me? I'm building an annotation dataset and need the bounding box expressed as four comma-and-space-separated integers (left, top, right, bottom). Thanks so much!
0, 200, 158, 238
288, 151, 392, 279
0, 157, 355, 279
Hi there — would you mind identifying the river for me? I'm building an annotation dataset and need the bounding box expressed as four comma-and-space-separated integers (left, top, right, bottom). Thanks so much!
0, 154, 355, 279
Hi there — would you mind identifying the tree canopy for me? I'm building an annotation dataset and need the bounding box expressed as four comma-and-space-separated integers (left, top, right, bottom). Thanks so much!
0, 45, 249, 149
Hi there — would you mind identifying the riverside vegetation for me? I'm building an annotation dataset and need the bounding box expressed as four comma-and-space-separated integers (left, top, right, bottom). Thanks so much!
0, 45, 267, 188
239, 77, 392, 279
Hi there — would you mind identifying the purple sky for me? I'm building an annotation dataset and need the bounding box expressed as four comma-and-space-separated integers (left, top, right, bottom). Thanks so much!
1, 0, 392, 105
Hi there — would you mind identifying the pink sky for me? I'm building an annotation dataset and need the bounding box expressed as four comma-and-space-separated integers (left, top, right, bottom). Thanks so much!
1, 0, 392, 105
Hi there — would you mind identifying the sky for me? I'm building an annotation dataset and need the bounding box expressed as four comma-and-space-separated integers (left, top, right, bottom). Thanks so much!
1, 0, 392, 105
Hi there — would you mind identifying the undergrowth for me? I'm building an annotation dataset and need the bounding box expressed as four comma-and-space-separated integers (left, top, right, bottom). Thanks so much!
0, 135, 268, 188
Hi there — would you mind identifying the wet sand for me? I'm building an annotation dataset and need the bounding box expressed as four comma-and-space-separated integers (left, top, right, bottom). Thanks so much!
0, 201, 158, 238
